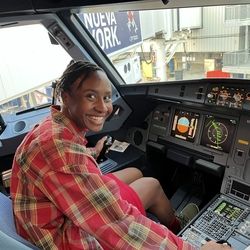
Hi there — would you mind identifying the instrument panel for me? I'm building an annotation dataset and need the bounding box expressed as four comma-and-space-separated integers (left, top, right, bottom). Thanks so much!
149, 105, 239, 162
206, 85, 250, 110
181, 195, 250, 250
147, 80, 250, 249
170, 110, 237, 154
148, 82, 250, 204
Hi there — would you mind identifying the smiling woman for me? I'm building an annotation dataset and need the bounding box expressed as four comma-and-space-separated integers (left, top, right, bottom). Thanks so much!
11, 60, 191, 249
1, 1, 248, 250
56, 60, 113, 131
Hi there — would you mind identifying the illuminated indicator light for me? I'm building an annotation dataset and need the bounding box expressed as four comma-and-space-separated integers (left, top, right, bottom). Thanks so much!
238, 139, 249, 145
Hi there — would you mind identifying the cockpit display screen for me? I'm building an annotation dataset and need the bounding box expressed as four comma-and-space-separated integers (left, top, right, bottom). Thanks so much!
201, 116, 236, 153
214, 201, 243, 222
171, 110, 199, 142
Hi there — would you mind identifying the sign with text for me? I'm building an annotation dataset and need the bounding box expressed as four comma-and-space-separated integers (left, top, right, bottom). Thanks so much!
79, 11, 142, 55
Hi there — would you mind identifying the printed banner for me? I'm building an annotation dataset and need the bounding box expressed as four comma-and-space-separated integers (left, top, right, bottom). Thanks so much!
79, 11, 142, 55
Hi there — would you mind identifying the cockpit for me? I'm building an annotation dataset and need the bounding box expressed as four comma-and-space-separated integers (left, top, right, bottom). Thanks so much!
0, 0, 249, 249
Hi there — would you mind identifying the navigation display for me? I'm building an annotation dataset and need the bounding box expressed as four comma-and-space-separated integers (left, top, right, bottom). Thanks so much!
214, 201, 243, 222
201, 116, 236, 153
171, 110, 199, 142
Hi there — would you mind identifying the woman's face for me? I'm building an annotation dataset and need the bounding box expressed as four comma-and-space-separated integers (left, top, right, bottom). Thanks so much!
62, 70, 113, 132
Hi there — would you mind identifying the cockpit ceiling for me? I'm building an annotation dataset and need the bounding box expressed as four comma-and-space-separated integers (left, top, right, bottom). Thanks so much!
2, 0, 250, 16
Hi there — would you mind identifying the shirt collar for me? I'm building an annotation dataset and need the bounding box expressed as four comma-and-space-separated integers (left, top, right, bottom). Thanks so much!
51, 105, 88, 144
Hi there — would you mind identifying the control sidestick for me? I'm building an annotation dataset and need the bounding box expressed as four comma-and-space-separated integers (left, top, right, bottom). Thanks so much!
97, 136, 113, 163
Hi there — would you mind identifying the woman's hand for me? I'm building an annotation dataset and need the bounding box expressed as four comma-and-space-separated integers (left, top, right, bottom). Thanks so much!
201, 241, 233, 250
95, 136, 108, 157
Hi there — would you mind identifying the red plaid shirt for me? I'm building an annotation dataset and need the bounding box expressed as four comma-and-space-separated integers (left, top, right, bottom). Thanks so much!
10, 106, 196, 250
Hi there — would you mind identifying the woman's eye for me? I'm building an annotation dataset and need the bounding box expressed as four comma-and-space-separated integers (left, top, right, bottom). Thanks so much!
86, 94, 96, 100
104, 96, 112, 102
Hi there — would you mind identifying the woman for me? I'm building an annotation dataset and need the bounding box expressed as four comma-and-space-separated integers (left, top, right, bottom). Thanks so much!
55, 60, 194, 232
11, 60, 232, 250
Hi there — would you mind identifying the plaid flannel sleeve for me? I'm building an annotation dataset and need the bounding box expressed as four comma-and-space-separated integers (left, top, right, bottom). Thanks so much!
85, 147, 98, 159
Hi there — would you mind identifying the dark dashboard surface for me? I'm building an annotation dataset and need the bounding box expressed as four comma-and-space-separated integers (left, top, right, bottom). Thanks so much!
119, 79, 250, 249
119, 79, 250, 204
146, 78, 250, 111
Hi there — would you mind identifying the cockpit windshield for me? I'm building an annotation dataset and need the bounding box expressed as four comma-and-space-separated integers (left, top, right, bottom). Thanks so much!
1, 4, 250, 116
0, 24, 71, 115
77, 5, 250, 84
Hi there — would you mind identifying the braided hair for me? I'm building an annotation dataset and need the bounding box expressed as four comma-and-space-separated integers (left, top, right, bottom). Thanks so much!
54, 60, 103, 102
